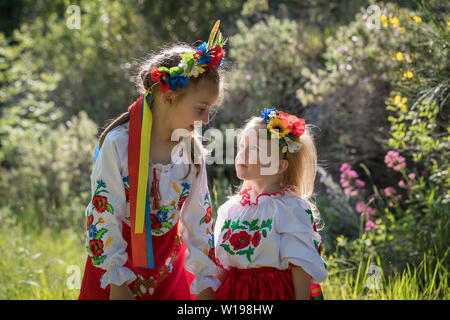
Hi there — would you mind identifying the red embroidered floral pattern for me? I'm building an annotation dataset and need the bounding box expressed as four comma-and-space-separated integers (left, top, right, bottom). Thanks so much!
219, 217, 272, 262
239, 186, 287, 206
130, 232, 183, 297
229, 231, 251, 250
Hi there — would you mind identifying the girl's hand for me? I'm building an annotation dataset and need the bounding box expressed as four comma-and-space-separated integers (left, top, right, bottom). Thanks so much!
195, 287, 216, 300
291, 264, 312, 300
110, 283, 135, 300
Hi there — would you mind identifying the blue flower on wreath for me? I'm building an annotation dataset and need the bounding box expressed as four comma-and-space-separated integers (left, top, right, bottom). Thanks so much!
260, 108, 277, 121
181, 182, 191, 190
196, 42, 207, 53
156, 210, 168, 222
204, 192, 210, 201
166, 75, 189, 90
96, 180, 106, 188
197, 54, 211, 66
122, 176, 129, 183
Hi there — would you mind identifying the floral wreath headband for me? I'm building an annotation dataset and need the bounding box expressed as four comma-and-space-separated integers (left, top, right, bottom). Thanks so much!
259, 108, 306, 154
150, 20, 227, 93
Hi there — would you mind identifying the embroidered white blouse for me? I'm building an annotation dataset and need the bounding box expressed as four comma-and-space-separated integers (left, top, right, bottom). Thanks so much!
85, 121, 220, 294
214, 187, 328, 284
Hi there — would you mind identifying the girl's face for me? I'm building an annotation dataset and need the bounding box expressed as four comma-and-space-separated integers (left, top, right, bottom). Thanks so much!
235, 123, 285, 180
166, 81, 219, 135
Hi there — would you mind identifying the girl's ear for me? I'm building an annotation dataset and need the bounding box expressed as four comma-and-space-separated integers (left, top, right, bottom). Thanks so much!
279, 158, 289, 174
162, 90, 176, 106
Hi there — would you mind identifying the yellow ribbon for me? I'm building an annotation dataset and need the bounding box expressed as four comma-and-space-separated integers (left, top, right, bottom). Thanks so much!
134, 91, 152, 234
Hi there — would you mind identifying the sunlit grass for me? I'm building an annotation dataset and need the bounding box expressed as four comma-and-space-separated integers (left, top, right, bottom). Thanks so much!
0, 222, 86, 299
0, 215, 447, 299
323, 255, 449, 300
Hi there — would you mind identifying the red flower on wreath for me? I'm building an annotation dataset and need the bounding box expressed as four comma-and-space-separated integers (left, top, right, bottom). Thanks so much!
251, 231, 261, 248
178, 195, 188, 211
92, 195, 108, 213
86, 214, 94, 231
89, 239, 104, 257
151, 67, 170, 93
150, 214, 162, 229
229, 231, 251, 250
279, 112, 305, 138
205, 206, 212, 223
208, 45, 225, 68
124, 188, 130, 202
222, 228, 232, 243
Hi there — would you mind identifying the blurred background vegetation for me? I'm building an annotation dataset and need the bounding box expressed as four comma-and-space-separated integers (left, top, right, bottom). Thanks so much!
0, 0, 448, 299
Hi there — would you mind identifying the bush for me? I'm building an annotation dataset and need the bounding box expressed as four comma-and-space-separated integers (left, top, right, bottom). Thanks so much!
0, 112, 98, 230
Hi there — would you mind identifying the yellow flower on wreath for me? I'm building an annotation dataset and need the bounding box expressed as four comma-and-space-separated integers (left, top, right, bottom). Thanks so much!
268, 117, 291, 138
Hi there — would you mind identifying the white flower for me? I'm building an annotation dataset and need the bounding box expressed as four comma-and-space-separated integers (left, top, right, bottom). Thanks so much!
149, 287, 155, 295
284, 136, 301, 153
268, 111, 277, 119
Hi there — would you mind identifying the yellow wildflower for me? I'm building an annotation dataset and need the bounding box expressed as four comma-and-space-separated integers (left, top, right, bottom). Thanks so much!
394, 95, 401, 105
398, 27, 405, 34
390, 16, 400, 27
396, 52, 404, 61
402, 97, 408, 104
403, 71, 414, 79
381, 15, 388, 28
413, 16, 422, 24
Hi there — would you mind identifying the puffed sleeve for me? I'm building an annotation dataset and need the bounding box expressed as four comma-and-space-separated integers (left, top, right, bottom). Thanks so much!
85, 129, 136, 289
179, 158, 221, 295
275, 197, 328, 284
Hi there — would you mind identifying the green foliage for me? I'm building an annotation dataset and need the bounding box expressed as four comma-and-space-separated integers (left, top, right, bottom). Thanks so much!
0, 112, 98, 231
226, 16, 324, 119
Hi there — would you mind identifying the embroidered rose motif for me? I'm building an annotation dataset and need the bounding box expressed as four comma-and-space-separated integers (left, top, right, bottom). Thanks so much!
92, 195, 108, 213
86, 214, 94, 231
229, 231, 251, 250
205, 206, 212, 223
150, 214, 162, 229
89, 239, 104, 258
178, 195, 188, 211
220, 217, 272, 262
251, 231, 261, 247
208, 248, 216, 262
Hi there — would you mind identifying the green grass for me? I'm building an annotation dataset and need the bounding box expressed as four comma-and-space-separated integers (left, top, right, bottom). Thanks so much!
0, 223, 86, 299
323, 255, 449, 299
0, 221, 448, 299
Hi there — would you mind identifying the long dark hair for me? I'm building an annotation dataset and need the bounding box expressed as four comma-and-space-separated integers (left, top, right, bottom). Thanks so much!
98, 43, 224, 178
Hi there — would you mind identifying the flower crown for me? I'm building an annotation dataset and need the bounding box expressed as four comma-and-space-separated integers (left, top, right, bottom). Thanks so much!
259, 108, 306, 153
150, 20, 227, 93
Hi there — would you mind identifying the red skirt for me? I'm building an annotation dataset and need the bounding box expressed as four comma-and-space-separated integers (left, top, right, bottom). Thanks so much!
216, 266, 295, 300
78, 221, 195, 300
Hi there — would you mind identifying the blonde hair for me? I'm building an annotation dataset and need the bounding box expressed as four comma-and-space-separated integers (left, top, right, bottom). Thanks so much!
238, 117, 323, 229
